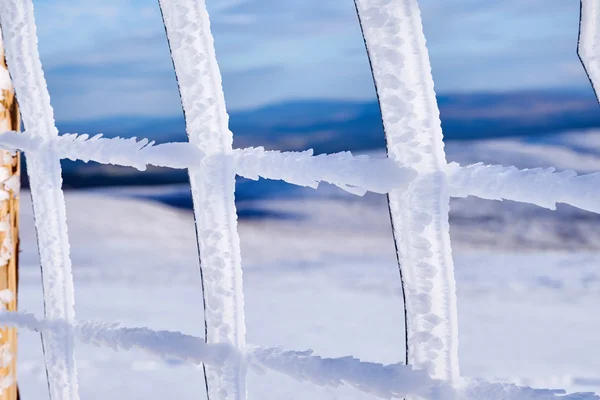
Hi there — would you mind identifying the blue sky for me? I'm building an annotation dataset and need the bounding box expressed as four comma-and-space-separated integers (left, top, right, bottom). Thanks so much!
32, 0, 591, 121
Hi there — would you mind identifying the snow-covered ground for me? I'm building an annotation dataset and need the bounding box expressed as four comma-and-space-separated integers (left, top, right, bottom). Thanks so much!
14, 130, 600, 399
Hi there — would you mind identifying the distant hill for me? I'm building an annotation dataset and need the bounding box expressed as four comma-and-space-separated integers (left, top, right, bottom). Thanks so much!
56, 89, 600, 150
37, 89, 600, 188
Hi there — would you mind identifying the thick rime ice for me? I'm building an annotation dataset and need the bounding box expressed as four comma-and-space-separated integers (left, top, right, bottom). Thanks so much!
0, 131, 202, 171
0, 1, 80, 400
5, 131, 600, 213
448, 163, 600, 214
0, 132, 418, 195
233, 147, 416, 195
579, 0, 600, 103
158, 0, 247, 399
355, 0, 459, 382
1, 311, 597, 400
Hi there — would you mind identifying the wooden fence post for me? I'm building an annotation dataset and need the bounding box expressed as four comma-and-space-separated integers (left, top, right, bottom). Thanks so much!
0, 25, 20, 400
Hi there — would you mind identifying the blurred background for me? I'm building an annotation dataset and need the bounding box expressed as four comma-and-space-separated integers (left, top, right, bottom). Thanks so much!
16, 1, 600, 399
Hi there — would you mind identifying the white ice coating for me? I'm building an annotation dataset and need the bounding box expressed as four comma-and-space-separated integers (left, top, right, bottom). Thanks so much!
4, 131, 600, 215
448, 163, 600, 214
0, 310, 596, 400
233, 147, 416, 195
0, 131, 198, 170
579, 0, 600, 103
157, 0, 247, 399
0, 131, 418, 195
0, 1, 79, 400
354, 0, 459, 382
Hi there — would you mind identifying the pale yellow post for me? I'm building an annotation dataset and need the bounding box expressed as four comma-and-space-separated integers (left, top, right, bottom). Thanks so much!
0, 26, 20, 400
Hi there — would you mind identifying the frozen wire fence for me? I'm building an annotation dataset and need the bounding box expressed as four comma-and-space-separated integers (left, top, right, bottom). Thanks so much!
0, 310, 596, 400
0, 131, 417, 195
0, 0, 598, 399
2, 131, 600, 214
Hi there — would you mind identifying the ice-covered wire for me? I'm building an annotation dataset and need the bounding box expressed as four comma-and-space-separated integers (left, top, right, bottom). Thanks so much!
0, 311, 595, 400
448, 163, 600, 214
233, 147, 416, 196
354, 0, 459, 381
0, 131, 418, 195
0, 1, 80, 399
579, 0, 600, 103
4, 132, 600, 215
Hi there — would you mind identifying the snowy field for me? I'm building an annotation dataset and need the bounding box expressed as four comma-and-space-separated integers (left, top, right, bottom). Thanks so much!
14, 131, 600, 399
